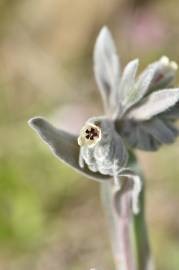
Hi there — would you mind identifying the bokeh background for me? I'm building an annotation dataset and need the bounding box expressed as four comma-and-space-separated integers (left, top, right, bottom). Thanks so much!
0, 0, 179, 269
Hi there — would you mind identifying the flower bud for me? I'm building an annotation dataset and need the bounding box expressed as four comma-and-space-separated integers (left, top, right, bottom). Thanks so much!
150, 56, 178, 91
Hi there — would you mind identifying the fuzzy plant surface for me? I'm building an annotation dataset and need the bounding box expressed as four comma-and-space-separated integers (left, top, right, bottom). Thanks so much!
28, 27, 179, 270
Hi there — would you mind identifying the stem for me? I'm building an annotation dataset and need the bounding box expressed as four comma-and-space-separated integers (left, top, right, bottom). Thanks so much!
101, 181, 136, 270
133, 166, 154, 270
100, 159, 153, 270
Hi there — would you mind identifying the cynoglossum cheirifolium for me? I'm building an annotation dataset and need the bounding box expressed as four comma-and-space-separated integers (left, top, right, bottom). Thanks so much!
29, 26, 179, 215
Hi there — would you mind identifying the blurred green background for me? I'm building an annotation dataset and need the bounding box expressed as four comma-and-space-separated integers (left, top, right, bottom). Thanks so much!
0, 0, 179, 269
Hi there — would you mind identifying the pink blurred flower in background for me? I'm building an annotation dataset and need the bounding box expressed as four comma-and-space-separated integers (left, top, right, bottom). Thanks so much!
122, 8, 168, 50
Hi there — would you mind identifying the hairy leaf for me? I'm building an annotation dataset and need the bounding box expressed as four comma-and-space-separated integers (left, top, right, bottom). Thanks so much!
132, 65, 156, 106
127, 88, 179, 121
113, 168, 142, 215
117, 117, 178, 151
143, 117, 177, 144
120, 59, 139, 109
94, 26, 120, 114
160, 101, 179, 120
28, 117, 110, 182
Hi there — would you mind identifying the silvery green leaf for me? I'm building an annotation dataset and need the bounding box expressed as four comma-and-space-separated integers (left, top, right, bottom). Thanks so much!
121, 65, 156, 112
160, 101, 179, 120
143, 117, 177, 144
117, 116, 178, 151
128, 123, 155, 150
28, 117, 110, 182
162, 121, 178, 137
117, 119, 160, 151
113, 168, 142, 215
127, 88, 179, 121
122, 121, 139, 147
133, 65, 156, 105
121, 170, 142, 215
94, 26, 120, 114
135, 126, 161, 151
119, 59, 139, 109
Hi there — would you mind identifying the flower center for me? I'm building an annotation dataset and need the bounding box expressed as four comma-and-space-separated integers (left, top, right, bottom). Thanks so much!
85, 127, 99, 141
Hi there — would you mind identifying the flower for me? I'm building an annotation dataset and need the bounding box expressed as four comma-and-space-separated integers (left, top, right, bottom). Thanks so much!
78, 122, 102, 147
28, 26, 179, 214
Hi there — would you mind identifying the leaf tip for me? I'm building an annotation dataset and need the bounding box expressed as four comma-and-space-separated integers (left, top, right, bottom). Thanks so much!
134, 58, 139, 64
28, 116, 46, 130
99, 25, 111, 38
131, 58, 139, 69
95, 26, 113, 50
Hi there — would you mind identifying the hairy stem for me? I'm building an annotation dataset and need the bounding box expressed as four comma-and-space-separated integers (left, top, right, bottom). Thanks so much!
100, 159, 153, 270
101, 181, 136, 270
133, 166, 154, 270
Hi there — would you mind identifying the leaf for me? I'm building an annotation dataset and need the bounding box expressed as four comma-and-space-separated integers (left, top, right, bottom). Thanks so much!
160, 101, 179, 120
94, 26, 120, 114
143, 117, 177, 144
28, 117, 110, 182
117, 117, 178, 151
136, 125, 161, 151
113, 169, 142, 215
127, 88, 179, 121
119, 119, 161, 151
128, 64, 156, 108
119, 59, 139, 108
